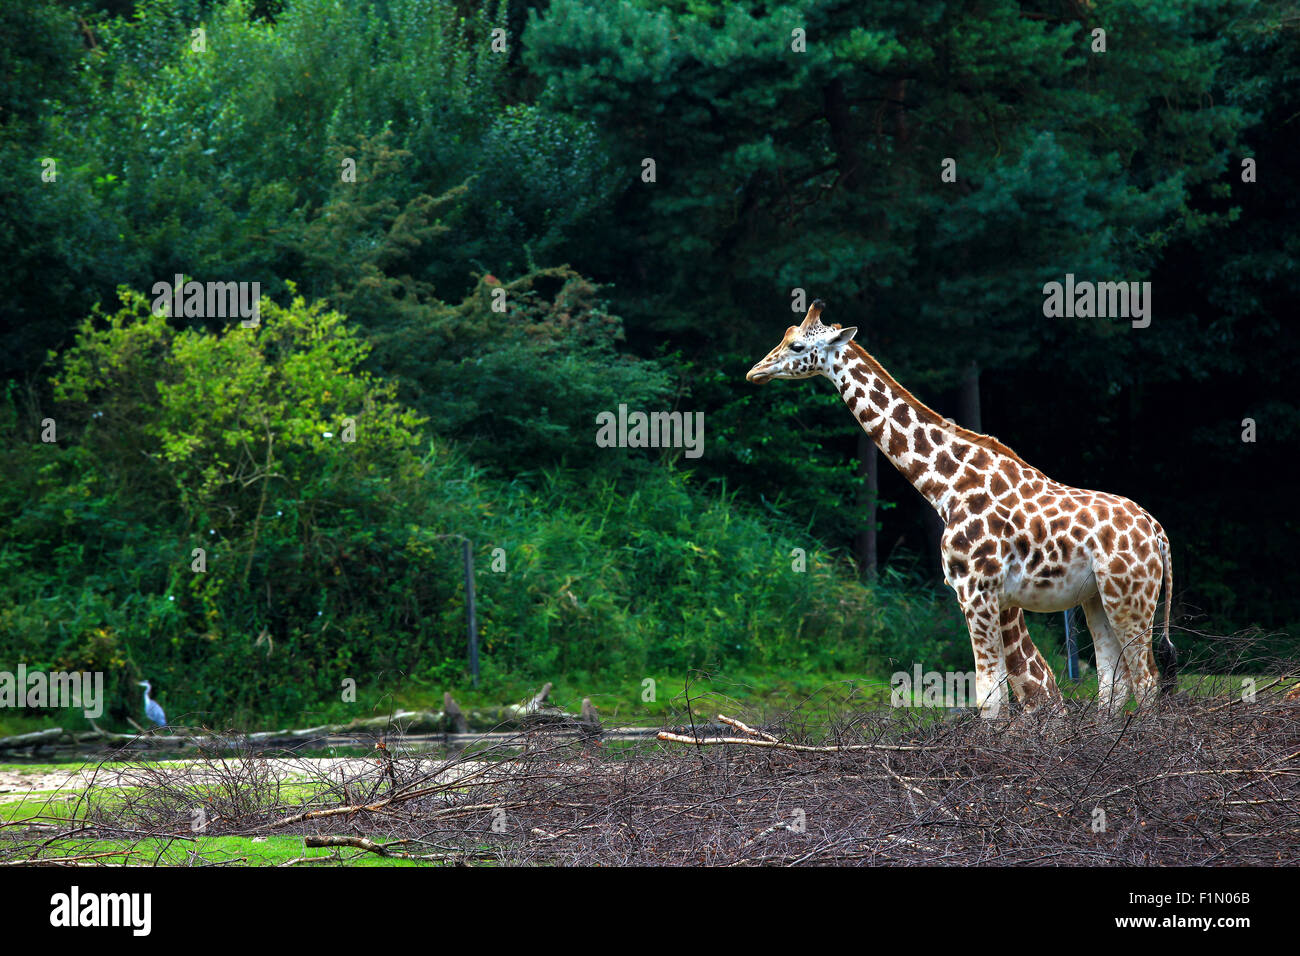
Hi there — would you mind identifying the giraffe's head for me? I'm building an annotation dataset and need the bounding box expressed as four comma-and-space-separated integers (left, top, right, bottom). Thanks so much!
745, 299, 858, 384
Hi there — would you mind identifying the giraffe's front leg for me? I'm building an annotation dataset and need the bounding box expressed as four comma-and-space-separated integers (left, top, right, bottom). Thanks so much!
1000, 608, 1063, 711
959, 591, 1008, 718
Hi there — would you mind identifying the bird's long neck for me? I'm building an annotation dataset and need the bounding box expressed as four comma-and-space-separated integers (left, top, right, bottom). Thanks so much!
828, 342, 1030, 521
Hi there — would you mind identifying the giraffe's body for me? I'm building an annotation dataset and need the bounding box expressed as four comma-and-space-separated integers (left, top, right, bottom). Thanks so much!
747, 301, 1176, 717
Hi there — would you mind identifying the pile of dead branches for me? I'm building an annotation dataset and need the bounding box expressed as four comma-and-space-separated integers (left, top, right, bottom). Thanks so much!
4, 669, 1297, 866
491, 685, 1300, 865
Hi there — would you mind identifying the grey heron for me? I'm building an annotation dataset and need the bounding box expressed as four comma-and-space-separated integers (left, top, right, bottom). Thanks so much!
138, 680, 167, 728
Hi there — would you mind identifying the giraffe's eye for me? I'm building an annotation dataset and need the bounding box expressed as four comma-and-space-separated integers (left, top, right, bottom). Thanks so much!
789, 341, 806, 352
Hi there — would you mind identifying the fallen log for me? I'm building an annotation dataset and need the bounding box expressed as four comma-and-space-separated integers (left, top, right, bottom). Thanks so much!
657, 714, 936, 753
0, 728, 64, 749
0, 687, 597, 754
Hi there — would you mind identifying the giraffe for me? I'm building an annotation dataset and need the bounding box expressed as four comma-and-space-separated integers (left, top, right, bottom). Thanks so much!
746, 300, 1177, 717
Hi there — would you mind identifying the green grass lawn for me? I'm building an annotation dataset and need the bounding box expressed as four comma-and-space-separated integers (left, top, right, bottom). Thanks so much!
4, 833, 435, 866
1, 766, 449, 866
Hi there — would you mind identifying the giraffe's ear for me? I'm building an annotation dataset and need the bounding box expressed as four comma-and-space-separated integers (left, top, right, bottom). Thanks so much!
829, 325, 857, 345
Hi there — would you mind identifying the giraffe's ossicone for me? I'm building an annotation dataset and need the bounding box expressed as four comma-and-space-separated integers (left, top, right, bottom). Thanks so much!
747, 300, 1177, 718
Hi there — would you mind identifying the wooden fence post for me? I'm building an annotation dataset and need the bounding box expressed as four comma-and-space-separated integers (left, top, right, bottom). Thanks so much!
463, 538, 479, 688
1064, 609, 1078, 681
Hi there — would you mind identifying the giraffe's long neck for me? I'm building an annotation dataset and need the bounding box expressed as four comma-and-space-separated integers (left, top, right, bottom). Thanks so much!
830, 342, 1030, 521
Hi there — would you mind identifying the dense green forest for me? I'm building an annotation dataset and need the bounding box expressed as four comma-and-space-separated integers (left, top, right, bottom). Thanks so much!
1, 0, 1296, 728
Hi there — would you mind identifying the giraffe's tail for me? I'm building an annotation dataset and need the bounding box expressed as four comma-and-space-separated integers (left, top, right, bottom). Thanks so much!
1155, 531, 1177, 695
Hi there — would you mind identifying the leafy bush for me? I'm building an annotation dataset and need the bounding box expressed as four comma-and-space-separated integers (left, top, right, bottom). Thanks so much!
0, 286, 969, 726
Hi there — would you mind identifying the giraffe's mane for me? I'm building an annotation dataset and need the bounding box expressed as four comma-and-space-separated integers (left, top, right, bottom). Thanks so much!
846, 342, 1038, 471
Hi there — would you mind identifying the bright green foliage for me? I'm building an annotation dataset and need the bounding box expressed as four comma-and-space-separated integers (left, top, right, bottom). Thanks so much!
0, 287, 966, 725
4, 290, 430, 722
419, 463, 927, 682
52, 288, 427, 524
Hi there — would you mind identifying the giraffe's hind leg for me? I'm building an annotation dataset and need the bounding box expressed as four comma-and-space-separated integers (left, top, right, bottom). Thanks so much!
1102, 601, 1161, 709
1000, 608, 1062, 711
1096, 530, 1164, 709
1083, 595, 1130, 717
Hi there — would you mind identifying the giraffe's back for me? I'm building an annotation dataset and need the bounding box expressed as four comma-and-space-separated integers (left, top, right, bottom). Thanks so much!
979, 478, 1163, 616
